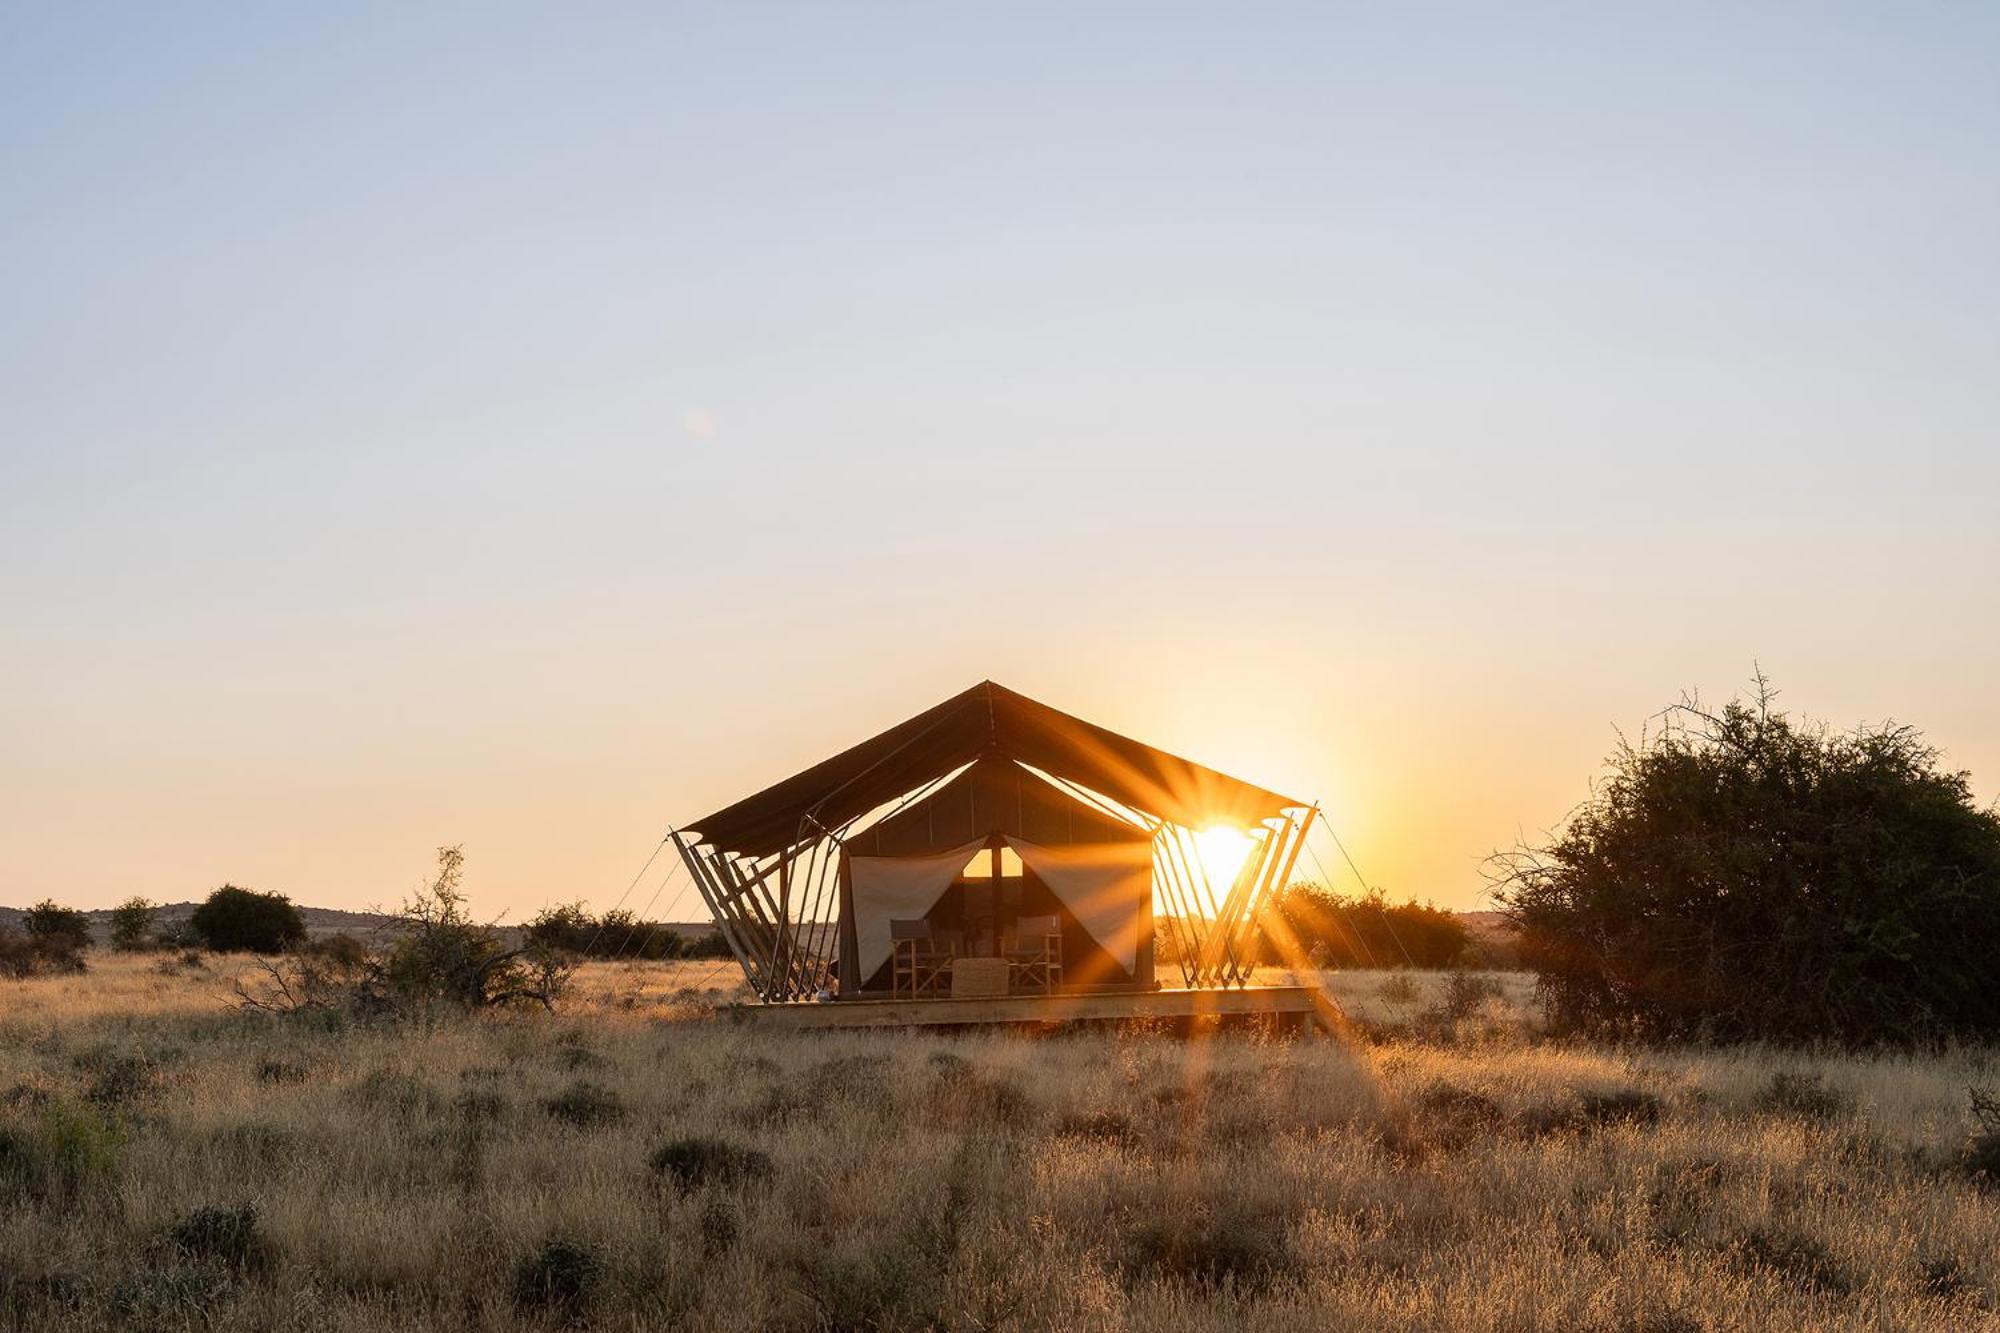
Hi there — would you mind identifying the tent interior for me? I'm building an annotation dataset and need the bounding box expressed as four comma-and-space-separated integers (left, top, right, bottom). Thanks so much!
840, 754, 1156, 994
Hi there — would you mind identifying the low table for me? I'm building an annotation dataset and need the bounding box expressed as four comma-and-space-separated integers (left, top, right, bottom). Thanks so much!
950, 956, 1011, 999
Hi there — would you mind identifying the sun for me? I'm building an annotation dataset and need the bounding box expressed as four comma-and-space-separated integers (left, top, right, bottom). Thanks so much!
1192, 824, 1256, 890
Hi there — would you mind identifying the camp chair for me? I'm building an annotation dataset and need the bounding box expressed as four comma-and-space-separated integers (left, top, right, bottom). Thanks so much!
890, 920, 958, 997
1005, 915, 1064, 995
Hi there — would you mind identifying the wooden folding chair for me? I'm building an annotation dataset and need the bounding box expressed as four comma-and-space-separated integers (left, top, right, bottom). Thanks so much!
890, 919, 958, 997
1005, 914, 1065, 995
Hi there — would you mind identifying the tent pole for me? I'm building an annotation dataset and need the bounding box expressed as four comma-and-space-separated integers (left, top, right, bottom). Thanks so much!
678, 836, 762, 992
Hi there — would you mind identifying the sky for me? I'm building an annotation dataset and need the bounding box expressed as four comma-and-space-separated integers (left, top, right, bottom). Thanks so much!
3, 3, 1997, 918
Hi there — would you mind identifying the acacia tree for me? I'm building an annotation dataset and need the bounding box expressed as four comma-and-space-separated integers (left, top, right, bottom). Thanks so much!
109, 897, 157, 951
24, 900, 91, 951
1489, 678, 2000, 1044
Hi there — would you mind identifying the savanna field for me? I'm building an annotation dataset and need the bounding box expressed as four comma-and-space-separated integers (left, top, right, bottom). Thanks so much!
3, 955, 1996, 1332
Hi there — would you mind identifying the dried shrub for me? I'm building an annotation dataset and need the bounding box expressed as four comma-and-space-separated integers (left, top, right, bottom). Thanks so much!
1121, 1204, 1298, 1294
1415, 1081, 1505, 1146
1966, 1085, 2000, 1188
1577, 1088, 1662, 1127
1918, 1253, 1981, 1303
512, 1236, 602, 1318
1520, 1087, 1663, 1137
1731, 1227, 1851, 1295
1056, 1109, 1141, 1146
1377, 974, 1420, 1005
108, 1265, 232, 1321
924, 1061, 1034, 1130
78, 1052, 160, 1107
760, 1054, 894, 1123
0, 927, 86, 978
166, 1203, 270, 1273
543, 1080, 624, 1129
649, 1136, 773, 1192
1755, 1071, 1854, 1121
346, 1070, 441, 1117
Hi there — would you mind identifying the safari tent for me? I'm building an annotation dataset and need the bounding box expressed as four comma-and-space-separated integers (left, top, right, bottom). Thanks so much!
674, 681, 1325, 1025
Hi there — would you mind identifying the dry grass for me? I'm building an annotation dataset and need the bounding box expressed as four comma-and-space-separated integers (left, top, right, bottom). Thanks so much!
2, 954, 1996, 1331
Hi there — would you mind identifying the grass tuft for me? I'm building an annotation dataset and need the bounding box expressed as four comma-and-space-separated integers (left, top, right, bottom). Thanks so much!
1755, 1070, 1854, 1120
512, 1236, 602, 1319
166, 1202, 271, 1272
543, 1079, 625, 1129
649, 1135, 773, 1192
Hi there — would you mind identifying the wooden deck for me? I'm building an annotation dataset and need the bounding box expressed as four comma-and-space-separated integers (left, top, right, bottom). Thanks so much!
725, 985, 1345, 1033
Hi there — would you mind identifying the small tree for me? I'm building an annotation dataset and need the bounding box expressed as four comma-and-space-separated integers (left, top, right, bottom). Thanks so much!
1489, 677, 2000, 1044
525, 902, 595, 954
109, 897, 158, 952
383, 847, 571, 1010
24, 900, 92, 951
191, 886, 307, 954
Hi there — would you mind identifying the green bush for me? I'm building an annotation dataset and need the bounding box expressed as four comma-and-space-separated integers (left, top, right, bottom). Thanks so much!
1491, 680, 2000, 1044
525, 902, 717, 960
108, 897, 157, 952
190, 886, 305, 954
0, 1102, 125, 1202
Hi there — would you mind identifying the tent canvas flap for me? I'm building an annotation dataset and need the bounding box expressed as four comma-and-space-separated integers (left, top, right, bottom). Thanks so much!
1005, 836, 1151, 974
848, 839, 986, 982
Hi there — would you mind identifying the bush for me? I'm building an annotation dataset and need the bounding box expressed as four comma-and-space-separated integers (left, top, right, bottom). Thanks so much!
649, 1136, 774, 1192
108, 1265, 232, 1320
543, 1080, 624, 1129
1121, 1203, 1297, 1293
306, 932, 370, 971
1491, 679, 2000, 1044
1967, 1086, 2000, 1189
0, 927, 85, 978
1756, 1071, 1854, 1121
24, 900, 91, 951
166, 1203, 270, 1272
0, 1102, 124, 1203
526, 902, 713, 960
513, 1236, 602, 1316
108, 897, 157, 952
381, 847, 571, 1010
1261, 885, 1469, 969
190, 886, 305, 954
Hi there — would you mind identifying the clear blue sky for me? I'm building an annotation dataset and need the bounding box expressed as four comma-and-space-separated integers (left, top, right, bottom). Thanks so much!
4, 3, 1997, 913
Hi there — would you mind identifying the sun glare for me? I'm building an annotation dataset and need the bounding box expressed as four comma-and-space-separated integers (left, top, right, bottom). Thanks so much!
1192, 824, 1255, 889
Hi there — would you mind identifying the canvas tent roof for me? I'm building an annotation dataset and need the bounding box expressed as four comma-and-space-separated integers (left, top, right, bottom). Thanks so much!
842, 753, 1148, 857
685, 680, 1300, 857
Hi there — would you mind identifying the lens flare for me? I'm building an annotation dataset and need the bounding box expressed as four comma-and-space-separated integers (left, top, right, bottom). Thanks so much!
1193, 824, 1255, 889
